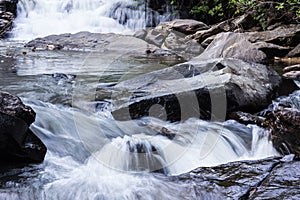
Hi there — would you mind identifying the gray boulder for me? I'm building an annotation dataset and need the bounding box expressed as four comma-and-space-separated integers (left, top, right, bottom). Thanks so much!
107, 58, 280, 122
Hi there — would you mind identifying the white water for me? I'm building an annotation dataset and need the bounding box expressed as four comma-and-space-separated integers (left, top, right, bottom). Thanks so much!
0, 99, 277, 199
12, 0, 175, 40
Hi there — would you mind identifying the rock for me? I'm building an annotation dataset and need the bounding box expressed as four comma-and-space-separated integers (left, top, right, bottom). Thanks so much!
246, 24, 300, 47
0, 0, 18, 38
191, 14, 254, 43
0, 91, 47, 164
25, 32, 182, 61
144, 28, 170, 47
159, 19, 208, 35
253, 42, 291, 59
133, 29, 147, 40
283, 64, 300, 73
251, 160, 300, 199
197, 32, 267, 63
0, 92, 35, 125
261, 107, 300, 156
282, 71, 300, 81
176, 158, 281, 199
162, 31, 204, 60
142, 19, 207, 58
287, 43, 300, 57
108, 58, 280, 122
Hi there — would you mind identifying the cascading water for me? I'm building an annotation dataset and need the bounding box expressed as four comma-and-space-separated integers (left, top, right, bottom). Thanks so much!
12, 0, 176, 40
0, 98, 279, 199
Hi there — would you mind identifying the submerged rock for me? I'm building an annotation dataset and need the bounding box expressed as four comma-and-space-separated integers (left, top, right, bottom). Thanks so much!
0, 91, 46, 164
108, 58, 280, 122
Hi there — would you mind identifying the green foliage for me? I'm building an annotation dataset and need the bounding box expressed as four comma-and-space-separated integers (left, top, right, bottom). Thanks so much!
169, 0, 300, 28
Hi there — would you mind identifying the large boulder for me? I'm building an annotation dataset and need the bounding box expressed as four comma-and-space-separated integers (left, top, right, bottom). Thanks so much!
25, 32, 183, 61
104, 58, 280, 122
196, 32, 267, 63
136, 19, 207, 59
0, 91, 46, 163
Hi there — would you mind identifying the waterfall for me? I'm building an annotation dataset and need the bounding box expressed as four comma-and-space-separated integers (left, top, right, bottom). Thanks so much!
12, 0, 176, 40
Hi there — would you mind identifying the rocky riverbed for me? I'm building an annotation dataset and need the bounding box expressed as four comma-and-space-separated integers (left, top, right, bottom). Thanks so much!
0, 1, 300, 199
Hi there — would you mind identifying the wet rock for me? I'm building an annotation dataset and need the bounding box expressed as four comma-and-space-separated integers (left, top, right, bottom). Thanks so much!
109, 58, 280, 122
0, 0, 18, 38
176, 158, 281, 199
197, 32, 267, 63
0, 92, 35, 125
251, 160, 300, 199
230, 90, 300, 157
25, 32, 182, 61
51, 73, 76, 84
0, 91, 47, 164
261, 107, 300, 156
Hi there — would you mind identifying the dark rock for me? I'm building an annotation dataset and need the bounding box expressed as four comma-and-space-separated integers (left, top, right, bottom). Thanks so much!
51, 73, 76, 83
0, 0, 18, 38
229, 111, 264, 126
176, 158, 281, 199
261, 107, 300, 156
0, 91, 46, 164
108, 58, 280, 122
251, 160, 300, 199
253, 42, 291, 59
229, 90, 300, 157
0, 92, 35, 125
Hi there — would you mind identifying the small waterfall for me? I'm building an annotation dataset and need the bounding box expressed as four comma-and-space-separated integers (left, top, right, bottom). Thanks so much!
0, 99, 278, 199
27, 100, 279, 175
12, 0, 176, 40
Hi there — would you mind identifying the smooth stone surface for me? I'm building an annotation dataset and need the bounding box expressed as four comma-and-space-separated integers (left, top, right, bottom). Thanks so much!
108, 58, 280, 122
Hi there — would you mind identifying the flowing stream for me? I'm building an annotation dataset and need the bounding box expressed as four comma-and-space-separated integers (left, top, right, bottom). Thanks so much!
0, 0, 285, 199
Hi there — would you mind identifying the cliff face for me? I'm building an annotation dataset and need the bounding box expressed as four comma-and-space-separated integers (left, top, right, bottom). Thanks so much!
0, 0, 18, 38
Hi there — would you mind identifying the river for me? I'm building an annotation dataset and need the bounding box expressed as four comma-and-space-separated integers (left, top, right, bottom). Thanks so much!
0, 0, 286, 199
